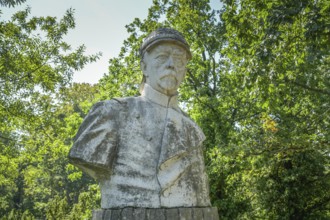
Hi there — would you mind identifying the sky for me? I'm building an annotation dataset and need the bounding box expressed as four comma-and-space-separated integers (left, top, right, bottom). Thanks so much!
2, 0, 221, 84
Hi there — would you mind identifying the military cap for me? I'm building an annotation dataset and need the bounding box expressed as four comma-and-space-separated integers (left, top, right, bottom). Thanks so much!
140, 28, 192, 59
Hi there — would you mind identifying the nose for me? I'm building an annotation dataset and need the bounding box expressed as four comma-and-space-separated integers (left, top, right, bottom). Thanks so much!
166, 56, 174, 69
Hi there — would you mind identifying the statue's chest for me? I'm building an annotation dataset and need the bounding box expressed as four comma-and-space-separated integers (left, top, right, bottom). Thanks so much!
114, 101, 188, 170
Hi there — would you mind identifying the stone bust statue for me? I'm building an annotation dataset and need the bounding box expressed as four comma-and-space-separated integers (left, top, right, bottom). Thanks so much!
69, 28, 212, 210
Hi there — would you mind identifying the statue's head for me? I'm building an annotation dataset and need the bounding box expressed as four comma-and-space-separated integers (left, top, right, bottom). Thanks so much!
140, 28, 191, 96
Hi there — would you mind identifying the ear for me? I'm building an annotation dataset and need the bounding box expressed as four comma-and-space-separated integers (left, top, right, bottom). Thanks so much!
140, 60, 146, 71
140, 60, 148, 77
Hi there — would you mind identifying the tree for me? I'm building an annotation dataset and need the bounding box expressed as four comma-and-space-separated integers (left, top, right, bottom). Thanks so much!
1, 82, 101, 219
18, 83, 101, 219
0, 6, 100, 130
0, 2, 101, 218
220, 0, 330, 218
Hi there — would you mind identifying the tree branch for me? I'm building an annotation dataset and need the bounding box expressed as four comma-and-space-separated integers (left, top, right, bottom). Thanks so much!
186, 69, 218, 115
0, 134, 15, 142
287, 79, 330, 96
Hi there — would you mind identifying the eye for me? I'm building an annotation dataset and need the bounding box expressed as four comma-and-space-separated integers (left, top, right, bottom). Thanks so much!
173, 57, 186, 66
155, 55, 168, 63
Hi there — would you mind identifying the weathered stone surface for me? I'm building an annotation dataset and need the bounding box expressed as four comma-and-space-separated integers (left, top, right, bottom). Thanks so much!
68, 28, 213, 210
140, 28, 192, 59
146, 208, 165, 220
92, 210, 104, 220
165, 208, 179, 220
191, 208, 204, 220
111, 209, 121, 219
103, 209, 112, 220
133, 208, 146, 220
92, 207, 219, 220
203, 207, 220, 220
69, 85, 211, 208
179, 208, 192, 219
122, 208, 133, 220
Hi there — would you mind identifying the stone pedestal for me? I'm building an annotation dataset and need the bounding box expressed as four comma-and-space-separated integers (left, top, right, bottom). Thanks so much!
92, 207, 219, 220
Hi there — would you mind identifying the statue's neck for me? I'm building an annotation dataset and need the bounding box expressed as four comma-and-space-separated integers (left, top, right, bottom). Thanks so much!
141, 84, 179, 109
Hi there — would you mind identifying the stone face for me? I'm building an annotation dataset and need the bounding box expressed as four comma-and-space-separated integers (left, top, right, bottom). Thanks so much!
68, 28, 214, 211
142, 43, 188, 96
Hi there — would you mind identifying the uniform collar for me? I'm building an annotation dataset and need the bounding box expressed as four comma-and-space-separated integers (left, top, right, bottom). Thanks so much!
141, 84, 179, 109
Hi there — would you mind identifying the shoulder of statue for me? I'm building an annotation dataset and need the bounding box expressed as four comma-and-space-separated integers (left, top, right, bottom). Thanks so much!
112, 96, 145, 108
177, 108, 190, 118
111, 96, 139, 105
176, 108, 206, 143
89, 96, 144, 117
90, 98, 131, 114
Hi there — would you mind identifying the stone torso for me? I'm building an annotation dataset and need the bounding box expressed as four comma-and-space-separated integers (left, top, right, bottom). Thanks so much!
101, 96, 164, 208
69, 85, 211, 208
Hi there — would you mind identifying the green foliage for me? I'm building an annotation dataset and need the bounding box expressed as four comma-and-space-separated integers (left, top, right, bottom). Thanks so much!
1, 0, 329, 219
0, 0, 26, 7
0, 6, 100, 130
218, 0, 330, 218
67, 184, 101, 220
0, 3, 101, 218
0, 82, 101, 219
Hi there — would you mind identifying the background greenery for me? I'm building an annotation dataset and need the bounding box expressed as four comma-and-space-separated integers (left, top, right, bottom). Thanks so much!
1, 0, 329, 219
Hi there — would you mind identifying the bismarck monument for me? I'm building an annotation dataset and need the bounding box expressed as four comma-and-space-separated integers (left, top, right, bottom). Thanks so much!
69, 28, 219, 220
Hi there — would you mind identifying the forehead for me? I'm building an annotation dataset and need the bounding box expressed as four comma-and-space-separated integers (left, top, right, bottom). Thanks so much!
147, 42, 187, 55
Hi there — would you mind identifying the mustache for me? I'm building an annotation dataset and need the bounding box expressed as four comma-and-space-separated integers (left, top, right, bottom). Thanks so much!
160, 70, 177, 79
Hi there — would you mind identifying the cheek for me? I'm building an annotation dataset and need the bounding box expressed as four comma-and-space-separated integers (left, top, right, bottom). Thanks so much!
177, 68, 186, 76
156, 64, 164, 69
149, 63, 163, 71
178, 70, 187, 81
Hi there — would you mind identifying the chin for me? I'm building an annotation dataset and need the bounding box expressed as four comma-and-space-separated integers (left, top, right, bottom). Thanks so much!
160, 79, 177, 89
160, 84, 177, 93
